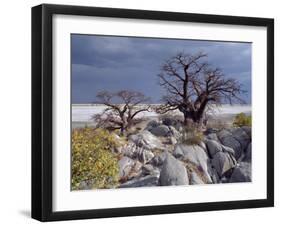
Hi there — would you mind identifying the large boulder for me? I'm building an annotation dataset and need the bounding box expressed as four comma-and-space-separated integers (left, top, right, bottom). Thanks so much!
159, 153, 189, 186
211, 152, 237, 177
118, 156, 137, 179
221, 145, 235, 156
137, 149, 155, 164
148, 125, 171, 137
231, 127, 251, 151
162, 117, 176, 127
206, 139, 222, 157
189, 172, 205, 185
208, 166, 220, 184
119, 142, 137, 158
241, 126, 252, 138
229, 162, 251, 183
119, 142, 155, 163
243, 143, 252, 162
217, 129, 243, 159
206, 133, 219, 142
146, 120, 160, 130
169, 126, 181, 139
119, 175, 159, 188
173, 144, 212, 183
128, 130, 163, 150
161, 117, 183, 131
142, 164, 160, 176
151, 152, 167, 166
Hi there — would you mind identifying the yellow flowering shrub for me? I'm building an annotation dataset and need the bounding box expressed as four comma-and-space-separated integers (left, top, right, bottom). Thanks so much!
233, 113, 251, 127
71, 128, 120, 190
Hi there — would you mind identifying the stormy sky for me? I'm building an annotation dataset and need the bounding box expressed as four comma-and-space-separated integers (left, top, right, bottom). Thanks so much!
71, 34, 251, 104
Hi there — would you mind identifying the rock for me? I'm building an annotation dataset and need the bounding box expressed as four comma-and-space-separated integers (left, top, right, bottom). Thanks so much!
151, 152, 167, 166
119, 142, 154, 163
169, 126, 181, 139
206, 133, 219, 141
142, 164, 160, 176
241, 126, 252, 138
159, 153, 189, 186
220, 177, 230, 183
128, 130, 163, 150
217, 129, 232, 139
149, 125, 171, 137
146, 120, 159, 129
119, 142, 137, 158
173, 144, 212, 183
229, 162, 251, 183
231, 127, 251, 151
78, 180, 94, 190
208, 166, 220, 184
162, 117, 175, 126
127, 161, 143, 180
169, 136, 178, 145
211, 152, 237, 177
142, 164, 154, 174
206, 128, 219, 134
190, 172, 205, 185
217, 129, 243, 159
221, 145, 235, 156
118, 156, 136, 179
206, 139, 222, 157
119, 175, 159, 188
199, 141, 207, 151
137, 149, 155, 164
162, 117, 182, 131
243, 143, 252, 162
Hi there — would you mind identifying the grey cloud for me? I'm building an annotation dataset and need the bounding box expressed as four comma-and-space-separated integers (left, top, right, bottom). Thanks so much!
71, 34, 251, 103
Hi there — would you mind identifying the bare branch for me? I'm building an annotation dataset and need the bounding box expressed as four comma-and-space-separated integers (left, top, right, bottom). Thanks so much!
158, 51, 246, 125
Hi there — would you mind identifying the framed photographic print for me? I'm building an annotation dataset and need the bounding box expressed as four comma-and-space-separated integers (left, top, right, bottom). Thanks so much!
32, 4, 274, 221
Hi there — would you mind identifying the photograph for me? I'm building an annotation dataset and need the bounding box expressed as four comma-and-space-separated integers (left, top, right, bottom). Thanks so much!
71, 34, 252, 190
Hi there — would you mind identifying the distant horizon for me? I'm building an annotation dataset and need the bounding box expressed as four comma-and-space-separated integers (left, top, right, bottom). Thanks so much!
72, 34, 252, 104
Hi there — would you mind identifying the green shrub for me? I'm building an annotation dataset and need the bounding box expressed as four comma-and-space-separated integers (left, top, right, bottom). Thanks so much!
180, 124, 203, 145
233, 113, 251, 127
71, 127, 120, 190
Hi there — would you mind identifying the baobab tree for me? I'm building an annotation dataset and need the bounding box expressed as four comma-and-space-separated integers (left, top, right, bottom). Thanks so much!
93, 90, 151, 135
157, 52, 245, 126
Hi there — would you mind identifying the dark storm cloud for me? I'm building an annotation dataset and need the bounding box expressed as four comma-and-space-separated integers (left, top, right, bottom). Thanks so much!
71, 34, 251, 104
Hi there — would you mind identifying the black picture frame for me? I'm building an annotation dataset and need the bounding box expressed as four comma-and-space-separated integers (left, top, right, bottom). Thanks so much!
31, 3, 274, 222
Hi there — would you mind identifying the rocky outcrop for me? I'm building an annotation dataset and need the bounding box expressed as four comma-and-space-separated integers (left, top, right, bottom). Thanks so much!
231, 127, 251, 152
161, 117, 183, 131
148, 125, 171, 137
118, 156, 137, 179
229, 162, 251, 183
190, 172, 205, 185
159, 153, 189, 186
206, 133, 219, 142
119, 142, 154, 164
206, 139, 222, 157
241, 126, 251, 138
211, 152, 237, 177
116, 119, 252, 188
142, 164, 160, 176
119, 175, 159, 188
129, 130, 163, 150
151, 152, 167, 166
243, 143, 252, 162
173, 144, 212, 183
217, 129, 243, 159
